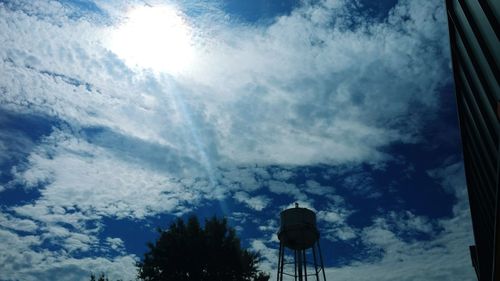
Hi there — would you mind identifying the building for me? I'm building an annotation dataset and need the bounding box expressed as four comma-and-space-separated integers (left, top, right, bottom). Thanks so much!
445, 0, 499, 280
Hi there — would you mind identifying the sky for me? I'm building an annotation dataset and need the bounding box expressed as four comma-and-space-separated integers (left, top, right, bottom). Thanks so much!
0, 0, 476, 280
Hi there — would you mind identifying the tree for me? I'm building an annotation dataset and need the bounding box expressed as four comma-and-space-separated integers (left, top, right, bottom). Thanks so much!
89, 273, 125, 281
137, 216, 270, 281
89, 273, 113, 281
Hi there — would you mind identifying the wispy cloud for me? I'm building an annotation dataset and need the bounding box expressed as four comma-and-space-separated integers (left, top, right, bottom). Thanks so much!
1, 0, 450, 168
233, 191, 271, 211
12, 129, 199, 219
323, 161, 474, 281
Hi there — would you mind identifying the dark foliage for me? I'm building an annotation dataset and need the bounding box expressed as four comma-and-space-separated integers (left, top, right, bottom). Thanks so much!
89, 273, 123, 281
137, 216, 270, 281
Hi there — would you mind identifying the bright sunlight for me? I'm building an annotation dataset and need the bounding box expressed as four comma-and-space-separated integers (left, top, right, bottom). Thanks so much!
108, 5, 195, 74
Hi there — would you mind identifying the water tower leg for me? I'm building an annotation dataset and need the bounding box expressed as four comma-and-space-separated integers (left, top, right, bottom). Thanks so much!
294, 250, 298, 281
277, 242, 284, 281
317, 241, 327, 281
312, 243, 320, 281
297, 249, 303, 281
276, 243, 280, 281
302, 250, 308, 281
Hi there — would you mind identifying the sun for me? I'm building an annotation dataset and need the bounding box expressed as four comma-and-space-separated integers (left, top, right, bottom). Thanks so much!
108, 5, 195, 74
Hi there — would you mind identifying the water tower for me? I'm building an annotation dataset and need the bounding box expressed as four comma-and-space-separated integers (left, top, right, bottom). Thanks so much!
277, 203, 326, 281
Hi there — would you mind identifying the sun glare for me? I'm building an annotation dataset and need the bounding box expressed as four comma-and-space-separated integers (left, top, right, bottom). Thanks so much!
108, 5, 195, 74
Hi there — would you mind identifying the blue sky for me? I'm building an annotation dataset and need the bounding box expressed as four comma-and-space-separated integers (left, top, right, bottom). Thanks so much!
0, 0, 476, 280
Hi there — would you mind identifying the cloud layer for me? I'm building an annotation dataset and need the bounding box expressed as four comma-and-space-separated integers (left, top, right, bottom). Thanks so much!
0, 0, 473, 280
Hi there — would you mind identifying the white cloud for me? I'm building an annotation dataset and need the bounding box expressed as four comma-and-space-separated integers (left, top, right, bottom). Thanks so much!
0, 226, 138, 281
0, 202, 136, 281
427, 159, 469, 213
322, 160, 475, 281
258, 219, 278, 234
318, 210, 346, 224
1, 0, 450, 169
268, 180, 307, 201
341, 171, 375, 194
219, 167, 262, 191
105, 237, 125, 253
173, 0, 450, 166
12, 129, 200, 219
325, 211, 474, 281
304, 180, 335, 196
233, 191, 271, 211
388, 211, 435, 235
250, 239, 278, 275
0, 212, 38, 233
317, 203, 357, 241
271, 168, 294, 181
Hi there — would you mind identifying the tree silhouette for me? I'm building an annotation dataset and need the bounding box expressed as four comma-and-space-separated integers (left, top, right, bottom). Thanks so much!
137, 216, 270, 281
89, 273, 122, 281
89, 273, 106, 281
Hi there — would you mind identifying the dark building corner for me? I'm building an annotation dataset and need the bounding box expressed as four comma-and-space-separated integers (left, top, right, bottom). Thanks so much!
445, 0, 499, 280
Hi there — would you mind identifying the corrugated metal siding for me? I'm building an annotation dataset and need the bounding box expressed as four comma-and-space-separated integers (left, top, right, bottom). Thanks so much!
445, 0, 499, 280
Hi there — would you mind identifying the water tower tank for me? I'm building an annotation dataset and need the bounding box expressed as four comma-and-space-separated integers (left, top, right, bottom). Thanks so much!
278, 204, 319, 250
